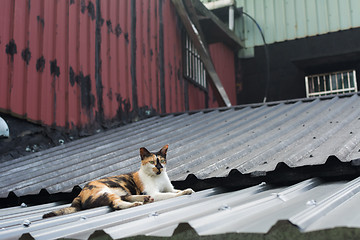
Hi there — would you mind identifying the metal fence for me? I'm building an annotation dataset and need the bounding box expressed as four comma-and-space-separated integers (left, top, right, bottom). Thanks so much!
305, 70, 358, 98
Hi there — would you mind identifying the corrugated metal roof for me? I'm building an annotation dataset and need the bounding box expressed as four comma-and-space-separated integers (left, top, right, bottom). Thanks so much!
2, 94, 360, 198
2, 177, 360, 239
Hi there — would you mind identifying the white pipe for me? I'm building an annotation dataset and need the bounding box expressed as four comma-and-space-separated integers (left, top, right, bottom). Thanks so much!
204, 0, 235, 10
229, 5, 235, 30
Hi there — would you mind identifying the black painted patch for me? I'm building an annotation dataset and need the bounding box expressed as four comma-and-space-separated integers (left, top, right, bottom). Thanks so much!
36, 56, 45, 72
106, 20, 113, 33
107, 88, 113, 101
69, 68, 96, 112
95, 0, 104, 126
115, 24, 122, 37
77, 72, 95, 111
130, 0, 138, 111
124, 33, 129, 44
87, 1, 95, 20
116, 94, 132, 123
70, 0, 75, 5
115, 93, 157, 124
50, 59, 60, 77
80, 0, 86, 13
69, 66, 76, 86
6, 39, 17, 60
37, 15, 45, 28
21, 48, 31, 65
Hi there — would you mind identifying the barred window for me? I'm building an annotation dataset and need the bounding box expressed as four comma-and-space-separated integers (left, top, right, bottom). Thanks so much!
183, 33, 207, 89
305, 70, 358, 98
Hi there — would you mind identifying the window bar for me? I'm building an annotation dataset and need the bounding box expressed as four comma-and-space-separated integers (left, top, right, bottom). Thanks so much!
341, 72, 345, 93
329, 74, 333, 92
186, 35, 189, 77
186, 34, 188, 77
188, 35, 191, 79
194, 44, 197, 81
201, 63, 207, 88
305, 76, 310, 98
201, 64, 203, 87
198, 55, 201, 85
195, 54, 198, 84
200, 58, 203, 86
324, 76, 327, 93
335, 73, 339, 91
194, 48, 198, 83
353, 70, 358, 92
191, 40, 194, 80
316, 76, 320, 94
200, 55, 203, 86
203, 68, 207, 88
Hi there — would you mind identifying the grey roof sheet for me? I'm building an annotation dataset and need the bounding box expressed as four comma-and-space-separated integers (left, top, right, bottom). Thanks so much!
2, 177, 360, 239
2, 94, 360, 198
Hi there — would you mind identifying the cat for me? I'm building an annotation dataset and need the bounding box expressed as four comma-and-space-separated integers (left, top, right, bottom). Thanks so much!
43, 145, 194, 218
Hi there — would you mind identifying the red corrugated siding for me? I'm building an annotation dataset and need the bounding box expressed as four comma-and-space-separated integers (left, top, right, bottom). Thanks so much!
0, 0, 236, 130
208, 42, 236, 108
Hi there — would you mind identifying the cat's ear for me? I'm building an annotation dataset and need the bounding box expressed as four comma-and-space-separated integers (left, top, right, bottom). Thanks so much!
159, 144, 168, 158
140, 147, 151, 160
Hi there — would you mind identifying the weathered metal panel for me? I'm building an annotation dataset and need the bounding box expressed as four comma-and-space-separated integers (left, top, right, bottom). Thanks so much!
2, 94, 360, 199
227, 0, 360, 48
0, 1, 12, 112
0, 0, 235, 130
3, 178, 360, 239
209, 42, 236, 107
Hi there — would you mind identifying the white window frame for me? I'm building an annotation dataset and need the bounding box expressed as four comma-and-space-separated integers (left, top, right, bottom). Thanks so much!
305, 70, 358, 98
183, 33, 207, 89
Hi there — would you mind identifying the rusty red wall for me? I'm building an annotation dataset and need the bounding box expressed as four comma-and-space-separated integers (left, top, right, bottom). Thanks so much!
0, 0, 236, 130
208, 42, 236, 108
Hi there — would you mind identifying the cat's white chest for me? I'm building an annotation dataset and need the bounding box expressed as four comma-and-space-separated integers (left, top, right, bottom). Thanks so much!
139, 169, 173, 194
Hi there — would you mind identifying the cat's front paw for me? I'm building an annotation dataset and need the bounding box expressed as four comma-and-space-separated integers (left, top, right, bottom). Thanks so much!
143, 195, 154, 203
181, 188, 194, 195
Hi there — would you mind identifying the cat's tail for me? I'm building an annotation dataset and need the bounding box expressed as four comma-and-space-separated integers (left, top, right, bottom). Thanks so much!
42, 196, 82, 218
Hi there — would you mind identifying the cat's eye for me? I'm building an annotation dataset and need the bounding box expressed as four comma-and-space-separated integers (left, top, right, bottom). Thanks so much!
149, 161, 155, 164
160, 160, 166, 164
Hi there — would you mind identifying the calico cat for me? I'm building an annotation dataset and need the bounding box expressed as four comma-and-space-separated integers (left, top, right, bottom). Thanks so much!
43, 145, 194, 218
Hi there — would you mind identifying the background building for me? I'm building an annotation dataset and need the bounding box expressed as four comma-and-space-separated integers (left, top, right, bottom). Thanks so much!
0, 0, 241, 131
203, 0, 360, 103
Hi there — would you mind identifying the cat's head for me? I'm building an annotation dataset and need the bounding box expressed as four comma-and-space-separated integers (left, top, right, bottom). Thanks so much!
140, 145, 168, 176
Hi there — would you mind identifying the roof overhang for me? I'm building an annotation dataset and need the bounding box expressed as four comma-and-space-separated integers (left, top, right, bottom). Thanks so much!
192, 0, 244, 51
